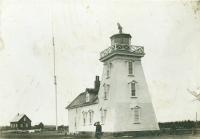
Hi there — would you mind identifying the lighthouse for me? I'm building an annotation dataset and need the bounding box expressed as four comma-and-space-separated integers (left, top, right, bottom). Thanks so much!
66, 24, 159, 135
98, 23, 159, 132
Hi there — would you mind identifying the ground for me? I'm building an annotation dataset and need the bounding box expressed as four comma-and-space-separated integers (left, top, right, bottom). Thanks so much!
69, 135, 200, 139
1, 135, 200, 139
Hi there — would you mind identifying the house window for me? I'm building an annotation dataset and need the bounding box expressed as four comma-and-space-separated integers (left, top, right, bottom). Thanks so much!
74, 117, 77, 128
24, 117, 26, 121
86, 93, 89, 102
131, 82, 136, 97
103, 109, 107, 124
132, 106, 141, 124
106, 67, 109, 78
100, 109, 107, 124
26, 123, 28, 128
82, 112, 87, 126
103, 84, 110, 100
89, 110, 94, 125
20, 124, 23, 128
100, 110, 103, 124
128, 61, 134, 75
83, 112, 85, 126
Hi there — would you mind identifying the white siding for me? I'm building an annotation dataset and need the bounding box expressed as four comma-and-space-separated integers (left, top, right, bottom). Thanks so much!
67, 53, 159, 133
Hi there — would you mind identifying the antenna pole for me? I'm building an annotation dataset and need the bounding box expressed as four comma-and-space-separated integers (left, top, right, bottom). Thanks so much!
51, 0, 58, 131
196, 112, 198, 128
53, 37, 58, 131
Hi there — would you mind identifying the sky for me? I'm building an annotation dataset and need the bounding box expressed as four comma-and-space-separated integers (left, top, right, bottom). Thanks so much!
0, 0, 200, 126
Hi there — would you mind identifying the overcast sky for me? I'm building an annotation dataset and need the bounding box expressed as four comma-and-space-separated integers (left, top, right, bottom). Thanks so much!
0, 0, 200, 126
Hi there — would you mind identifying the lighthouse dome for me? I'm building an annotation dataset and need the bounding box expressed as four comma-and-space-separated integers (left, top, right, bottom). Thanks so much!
110, 33, 132, 46
110, 23, 132, 45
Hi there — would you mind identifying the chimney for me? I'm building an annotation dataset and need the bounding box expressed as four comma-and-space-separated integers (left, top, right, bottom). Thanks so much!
94, 76, 100, 90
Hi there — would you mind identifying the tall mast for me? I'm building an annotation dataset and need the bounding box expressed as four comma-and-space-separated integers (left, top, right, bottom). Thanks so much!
196, 112, 198, 128
51, 0, 58, 131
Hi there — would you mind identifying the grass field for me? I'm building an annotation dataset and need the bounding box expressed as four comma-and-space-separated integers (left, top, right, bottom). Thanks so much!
0, 134, 200, 139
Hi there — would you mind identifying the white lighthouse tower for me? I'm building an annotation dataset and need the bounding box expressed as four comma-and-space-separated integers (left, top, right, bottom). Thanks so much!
98, 24, 159, 133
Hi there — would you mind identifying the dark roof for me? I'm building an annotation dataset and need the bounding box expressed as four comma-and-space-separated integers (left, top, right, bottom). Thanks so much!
66, 88, 98, 109
110, 33, 132, 39
10, 113, 31, 123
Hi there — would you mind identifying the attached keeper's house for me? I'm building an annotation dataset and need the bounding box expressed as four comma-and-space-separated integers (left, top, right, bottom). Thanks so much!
66, 25, 159, 135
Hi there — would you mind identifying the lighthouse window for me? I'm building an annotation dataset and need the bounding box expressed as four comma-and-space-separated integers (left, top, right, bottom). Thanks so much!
132, 106, 141, 124
103, 84, 110, 100
100, 109, 107, 124
128, 61, 134, 75
131, 82, 136, 97
122, 38, 129, 44
106, 63, 112, 78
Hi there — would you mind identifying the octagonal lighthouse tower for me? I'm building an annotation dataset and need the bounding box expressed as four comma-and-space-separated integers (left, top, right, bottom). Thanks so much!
98, 24, 159, 133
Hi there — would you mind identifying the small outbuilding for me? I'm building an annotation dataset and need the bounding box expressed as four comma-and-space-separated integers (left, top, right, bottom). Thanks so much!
34, 122, 44, 129
10, 113, 31, 130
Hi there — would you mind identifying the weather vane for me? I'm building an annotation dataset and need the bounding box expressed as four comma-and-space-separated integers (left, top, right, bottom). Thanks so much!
117, 23, 122, 34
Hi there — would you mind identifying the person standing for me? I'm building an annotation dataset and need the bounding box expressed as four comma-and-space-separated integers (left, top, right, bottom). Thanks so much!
94, 122, 102, 139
